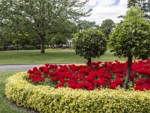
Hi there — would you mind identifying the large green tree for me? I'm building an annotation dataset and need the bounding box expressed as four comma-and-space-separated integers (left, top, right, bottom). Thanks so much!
100, 19, 115, 40
0, 0, 90, 53
109, 6, 150, 90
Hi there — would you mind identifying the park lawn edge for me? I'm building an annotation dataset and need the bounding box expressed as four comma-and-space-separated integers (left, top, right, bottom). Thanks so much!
5, 72, 150, 113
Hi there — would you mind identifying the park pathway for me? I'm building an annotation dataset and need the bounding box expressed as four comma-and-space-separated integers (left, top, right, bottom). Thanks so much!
0, 64, 42, 72
0, 63, 79, 72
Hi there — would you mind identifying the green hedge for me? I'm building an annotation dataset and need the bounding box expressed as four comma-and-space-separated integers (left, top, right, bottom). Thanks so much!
5, 72, 150, 113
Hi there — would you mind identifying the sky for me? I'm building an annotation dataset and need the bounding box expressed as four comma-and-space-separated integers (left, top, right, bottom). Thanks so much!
82, 0, 128, 25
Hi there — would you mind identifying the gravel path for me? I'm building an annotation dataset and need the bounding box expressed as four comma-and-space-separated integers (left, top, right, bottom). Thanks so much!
0, 64, 42, 72
0, 63, 83, 72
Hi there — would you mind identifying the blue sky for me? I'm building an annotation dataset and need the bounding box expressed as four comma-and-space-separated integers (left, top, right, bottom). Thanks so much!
113, 0, 120, 5
82, 0, 128, 25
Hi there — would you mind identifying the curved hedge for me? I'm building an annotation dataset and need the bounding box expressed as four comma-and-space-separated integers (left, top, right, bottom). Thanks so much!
5, 72, 150, 113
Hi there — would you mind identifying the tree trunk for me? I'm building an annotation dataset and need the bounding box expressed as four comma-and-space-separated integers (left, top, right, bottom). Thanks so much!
124, 54, 132, 90
87, 58, 91, 66
16, 45, 19, 50
40, 34, 45, 53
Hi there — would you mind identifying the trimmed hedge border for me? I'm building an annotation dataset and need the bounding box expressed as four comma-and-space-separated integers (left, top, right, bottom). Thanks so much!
5, 72, 150, 113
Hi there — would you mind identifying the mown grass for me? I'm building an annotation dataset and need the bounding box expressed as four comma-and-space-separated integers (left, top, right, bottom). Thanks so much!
0, 49, 127, 64
0, 72, 32, 113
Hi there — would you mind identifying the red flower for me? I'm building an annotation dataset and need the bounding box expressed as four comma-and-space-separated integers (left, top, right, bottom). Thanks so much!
33, 67, 38, 71
27, 70, 33, 74
29, 74, 34, 79
104, 73, 112, 79
109, 84, 118, 89
56, 83, 64, 88
111, 78, 123, 86
85, 82, 94, 90
135, 79, 146, 86
93, 80, 99, 86
59, 79, 67, 84
51, 77, 58, 81
45, 64, 49, 67
31, 75, 44, 83
76, 82, 84, 89
98, 78, 107, 87
116, 73, 124, 78
69, 83, 76, 89
43, 67, 49, 74
134, 85, 144, 91
39, 66, 44, 71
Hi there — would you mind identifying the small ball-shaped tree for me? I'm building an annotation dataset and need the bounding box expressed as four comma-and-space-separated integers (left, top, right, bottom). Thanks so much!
74, 29, 107, 66
109, 5, 150, 89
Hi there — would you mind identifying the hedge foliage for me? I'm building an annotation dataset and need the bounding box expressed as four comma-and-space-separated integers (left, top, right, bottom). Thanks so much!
5, 72, 150, 113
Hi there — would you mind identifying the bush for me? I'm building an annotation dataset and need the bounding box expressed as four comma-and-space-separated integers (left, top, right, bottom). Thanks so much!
74, 29, 107, 65
5, 72, 150, 113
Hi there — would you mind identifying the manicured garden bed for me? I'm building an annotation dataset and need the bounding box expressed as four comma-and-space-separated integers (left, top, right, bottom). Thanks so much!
5, 60, 150, 113
27, 60, 150, 91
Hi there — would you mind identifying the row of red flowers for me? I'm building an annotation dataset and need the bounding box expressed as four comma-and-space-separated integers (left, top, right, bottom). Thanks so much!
27, 60, 150, 91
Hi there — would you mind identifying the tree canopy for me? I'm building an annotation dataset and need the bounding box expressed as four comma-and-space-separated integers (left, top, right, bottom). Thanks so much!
109, 5, 150, 89
0, 0, 91, 53
74, 29, 107, 66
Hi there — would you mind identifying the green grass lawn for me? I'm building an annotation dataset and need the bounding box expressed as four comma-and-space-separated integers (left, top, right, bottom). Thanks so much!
0, 49, 127, 64
0, 72, 31, 113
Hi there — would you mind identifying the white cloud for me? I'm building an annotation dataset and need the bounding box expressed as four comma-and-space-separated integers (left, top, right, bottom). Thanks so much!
97, 0, 116, 6
82, 0, 128, 25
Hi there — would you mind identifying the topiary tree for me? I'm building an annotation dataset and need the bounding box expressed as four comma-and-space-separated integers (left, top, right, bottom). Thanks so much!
109, 5, 150, 90
74, 29, 107, 66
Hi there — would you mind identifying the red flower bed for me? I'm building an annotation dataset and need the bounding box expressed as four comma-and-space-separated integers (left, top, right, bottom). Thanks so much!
27, 60, 150, 91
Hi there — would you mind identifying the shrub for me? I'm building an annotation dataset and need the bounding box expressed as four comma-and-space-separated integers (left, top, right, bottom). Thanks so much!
5, 72, 150, 113
74, 29, 107, 66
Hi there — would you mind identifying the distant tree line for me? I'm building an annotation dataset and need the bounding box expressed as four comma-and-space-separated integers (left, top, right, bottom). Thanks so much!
0, 0, 91, 53
0, 0, 115, 52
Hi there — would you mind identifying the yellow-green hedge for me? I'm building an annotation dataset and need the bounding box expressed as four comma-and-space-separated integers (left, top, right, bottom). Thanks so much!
5, 72, 150, 113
